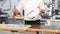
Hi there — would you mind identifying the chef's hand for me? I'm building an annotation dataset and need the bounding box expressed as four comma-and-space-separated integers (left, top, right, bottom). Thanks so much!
38, 6, 45, 15
40, 9, 45, 14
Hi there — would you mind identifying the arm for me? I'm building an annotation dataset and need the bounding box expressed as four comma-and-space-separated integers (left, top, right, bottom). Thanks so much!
38, 0, 45, 14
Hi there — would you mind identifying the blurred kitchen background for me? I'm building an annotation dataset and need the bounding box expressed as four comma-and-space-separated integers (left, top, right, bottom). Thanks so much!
0, 0, 59, 19
0, 0, 58, 17
0, 0, 60, 28
0, 0, 60, 34
0, 0, 55, 16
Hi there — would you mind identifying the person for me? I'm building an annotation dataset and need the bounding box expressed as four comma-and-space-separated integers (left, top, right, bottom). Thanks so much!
12, 6, 19, 16
12, 6, 19, 23
12, 0, 45, 25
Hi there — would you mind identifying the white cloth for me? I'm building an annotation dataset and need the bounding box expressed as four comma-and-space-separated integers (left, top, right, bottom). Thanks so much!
16, 0, 45, 21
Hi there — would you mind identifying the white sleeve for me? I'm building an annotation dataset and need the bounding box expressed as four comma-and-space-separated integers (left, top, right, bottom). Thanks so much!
27, 8, 39, 19
16, 1, 23, 11
39, 0, 45, 10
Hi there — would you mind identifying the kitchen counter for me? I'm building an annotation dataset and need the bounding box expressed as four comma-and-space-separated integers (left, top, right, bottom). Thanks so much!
0, 24, 60, 34
8, 15, 24, 19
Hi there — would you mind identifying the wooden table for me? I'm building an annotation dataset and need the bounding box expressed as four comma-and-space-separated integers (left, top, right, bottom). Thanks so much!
28, 25, 60, 34
0, 24, 60, 34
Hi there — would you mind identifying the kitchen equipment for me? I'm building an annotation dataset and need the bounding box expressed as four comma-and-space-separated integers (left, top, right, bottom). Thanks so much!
0, 8, 9, 24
